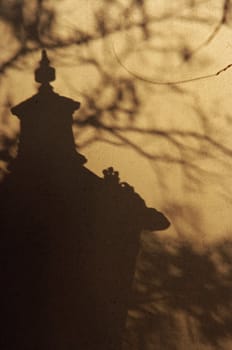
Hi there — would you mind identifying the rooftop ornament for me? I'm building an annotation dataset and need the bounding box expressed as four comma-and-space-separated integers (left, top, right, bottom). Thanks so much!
1, 49, 170, 350
34, 49, 56, 89
11, 49, 86, 165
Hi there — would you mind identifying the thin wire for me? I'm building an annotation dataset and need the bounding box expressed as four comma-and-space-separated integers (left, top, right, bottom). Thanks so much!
112, 42, 232, 85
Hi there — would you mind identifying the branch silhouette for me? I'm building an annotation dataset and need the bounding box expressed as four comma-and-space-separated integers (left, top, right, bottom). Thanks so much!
1, 2, 232, 349
1, 1, 232, 182
189, 0, 230, 58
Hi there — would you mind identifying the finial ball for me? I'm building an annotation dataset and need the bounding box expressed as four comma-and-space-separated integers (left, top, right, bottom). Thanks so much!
35, 49, 56, 84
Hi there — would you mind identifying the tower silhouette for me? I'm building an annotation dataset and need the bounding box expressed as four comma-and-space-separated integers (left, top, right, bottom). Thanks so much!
1, 50, 170, 350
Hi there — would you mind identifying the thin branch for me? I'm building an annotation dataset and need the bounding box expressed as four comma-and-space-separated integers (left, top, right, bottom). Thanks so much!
189, 0, 230, 57
0, 1, 216, 75
104, 127, 204, 172
77, 136, 124, 149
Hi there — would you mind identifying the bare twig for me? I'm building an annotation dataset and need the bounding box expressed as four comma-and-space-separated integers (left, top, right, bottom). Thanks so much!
189, 0, 230, 57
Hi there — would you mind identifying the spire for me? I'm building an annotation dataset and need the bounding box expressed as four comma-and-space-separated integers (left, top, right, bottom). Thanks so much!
34, 49, 56, 86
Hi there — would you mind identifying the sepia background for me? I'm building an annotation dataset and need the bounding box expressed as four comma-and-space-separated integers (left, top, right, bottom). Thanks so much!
1, 0, 232, 349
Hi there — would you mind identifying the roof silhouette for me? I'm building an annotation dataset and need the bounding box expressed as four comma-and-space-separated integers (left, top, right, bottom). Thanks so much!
1, 50, 170, 350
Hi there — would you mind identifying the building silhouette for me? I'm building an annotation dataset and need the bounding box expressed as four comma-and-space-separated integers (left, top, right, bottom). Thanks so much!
1, 50, 170, 350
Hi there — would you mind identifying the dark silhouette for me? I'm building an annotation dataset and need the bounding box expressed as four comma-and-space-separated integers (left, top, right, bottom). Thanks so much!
124, 233, 232, 350
0, 50, 170, 350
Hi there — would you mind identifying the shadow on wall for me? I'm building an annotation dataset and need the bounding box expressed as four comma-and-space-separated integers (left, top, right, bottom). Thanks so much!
124, 232, 232, 350
0, 50, 170, 350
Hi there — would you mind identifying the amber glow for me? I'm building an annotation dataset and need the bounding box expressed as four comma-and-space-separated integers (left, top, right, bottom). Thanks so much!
1, 1, 232, 349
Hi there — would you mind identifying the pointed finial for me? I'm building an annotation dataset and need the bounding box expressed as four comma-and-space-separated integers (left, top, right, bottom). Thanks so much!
34, 49, 56, 85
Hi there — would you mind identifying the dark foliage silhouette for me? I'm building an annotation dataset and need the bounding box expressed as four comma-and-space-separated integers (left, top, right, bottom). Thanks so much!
0, 50, 170, 350
124, 233, 232, 350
